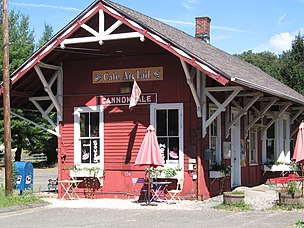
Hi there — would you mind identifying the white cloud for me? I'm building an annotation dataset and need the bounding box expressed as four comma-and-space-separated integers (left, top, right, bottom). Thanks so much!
182, 0, 200, 10
156, 17, 254, 34
277, 13, 287, 24
269, 32, 293, 52
10, 2, 82, 12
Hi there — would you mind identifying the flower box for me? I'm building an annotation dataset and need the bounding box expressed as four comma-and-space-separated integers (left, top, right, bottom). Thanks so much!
263, 164, 292, 172
209, 171, 226, 179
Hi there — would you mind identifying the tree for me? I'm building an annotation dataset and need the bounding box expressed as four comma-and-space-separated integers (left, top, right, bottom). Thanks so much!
0, 10, 35, 81
0, 9, 57, 164
280, 33, 304, 95
235, 50, 283, 81
36, 23, 53, 50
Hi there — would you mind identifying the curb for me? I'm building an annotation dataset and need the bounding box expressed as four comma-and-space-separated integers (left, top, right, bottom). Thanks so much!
0, 202, 50, 214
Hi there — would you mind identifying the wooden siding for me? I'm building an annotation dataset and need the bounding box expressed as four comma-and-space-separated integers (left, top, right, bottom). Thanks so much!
104, 105, 149, 168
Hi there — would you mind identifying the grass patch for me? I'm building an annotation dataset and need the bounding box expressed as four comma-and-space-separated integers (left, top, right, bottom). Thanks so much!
0, 187, 43, 208
272, 203, 304, 211
213, 200, 253, 211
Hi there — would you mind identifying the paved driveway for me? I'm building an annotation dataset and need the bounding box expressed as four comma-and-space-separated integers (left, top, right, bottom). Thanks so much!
0, 204, 303, 228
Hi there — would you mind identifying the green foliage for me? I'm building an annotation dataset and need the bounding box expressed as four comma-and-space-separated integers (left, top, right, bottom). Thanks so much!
147, 166, 182, 178
280, 181, 301, 195
0, 109, 58, 164
0, 9, 35, 81
236, 33, 304, 96
36, 23, 54, 50
213, 201, 252, 211
295, 220, 304, 228
0, 187, 42, 208
210, 162, 231, 176
230, 190, 244, 195
235, 50, 282, 81
273, 204, 304, 211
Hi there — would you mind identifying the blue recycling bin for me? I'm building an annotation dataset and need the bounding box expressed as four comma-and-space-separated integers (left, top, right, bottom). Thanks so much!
15, 161, 34, 191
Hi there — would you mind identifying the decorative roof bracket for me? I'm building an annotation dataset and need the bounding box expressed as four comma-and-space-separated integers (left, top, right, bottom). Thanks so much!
226, 92, 262, 138
202, 86, 242, 138
180, 59, 202, 117
60, 9, 144, 48
245, 97, 277, 138
29, 62, 63, 135
261, 102, 291, 138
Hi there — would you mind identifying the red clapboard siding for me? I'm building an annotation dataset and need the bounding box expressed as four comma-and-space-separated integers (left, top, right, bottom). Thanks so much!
104, 105, 149, 168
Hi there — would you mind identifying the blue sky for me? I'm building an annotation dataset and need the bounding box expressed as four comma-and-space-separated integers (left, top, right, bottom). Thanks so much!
9, 0, 304, 55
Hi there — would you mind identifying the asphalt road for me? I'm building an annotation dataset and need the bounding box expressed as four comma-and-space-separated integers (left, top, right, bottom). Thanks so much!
0, 205, 303, 228
0, 168, 304, 227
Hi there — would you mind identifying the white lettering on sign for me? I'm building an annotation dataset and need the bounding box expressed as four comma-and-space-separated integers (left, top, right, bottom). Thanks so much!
93, 67, 163, 84
99, 93, 157, 106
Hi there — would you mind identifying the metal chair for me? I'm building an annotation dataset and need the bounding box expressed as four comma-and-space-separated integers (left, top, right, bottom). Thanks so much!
132, 177, 148, 203
167, 178, 183, 203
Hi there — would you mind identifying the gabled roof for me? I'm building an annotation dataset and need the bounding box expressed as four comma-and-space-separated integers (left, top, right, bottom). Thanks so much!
106, 0, 304, 105
3, 0, 304, 107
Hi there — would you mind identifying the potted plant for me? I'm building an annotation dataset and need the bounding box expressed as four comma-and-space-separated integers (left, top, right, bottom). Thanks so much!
209, 162, 230, 178
278, 181, 302, 205
223, 190, 245, 204
148, 166, 182, 179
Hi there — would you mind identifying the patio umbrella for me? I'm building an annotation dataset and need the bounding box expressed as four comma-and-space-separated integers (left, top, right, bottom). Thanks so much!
135, 125, 164, 204
292, 121, 304, 195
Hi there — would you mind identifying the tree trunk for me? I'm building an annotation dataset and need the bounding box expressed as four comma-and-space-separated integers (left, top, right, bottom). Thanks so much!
14, 147, 22, 161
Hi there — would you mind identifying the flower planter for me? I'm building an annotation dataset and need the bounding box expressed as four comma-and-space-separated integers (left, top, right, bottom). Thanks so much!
223, 192, 245, 204
278, 192, 303, 205
209, 171, 226, 179
263, 164, 292, 172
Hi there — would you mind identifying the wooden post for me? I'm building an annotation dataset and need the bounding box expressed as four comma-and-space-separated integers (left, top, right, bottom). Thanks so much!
197, 129, 202, 201
2, 0, 13, 195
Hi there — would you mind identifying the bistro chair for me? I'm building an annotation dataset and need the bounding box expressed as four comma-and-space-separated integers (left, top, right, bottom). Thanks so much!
167, 178, 184, 203
132, 177, 148, 203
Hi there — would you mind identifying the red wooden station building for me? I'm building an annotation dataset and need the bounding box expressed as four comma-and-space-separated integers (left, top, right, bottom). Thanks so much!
2, 0, 304, 200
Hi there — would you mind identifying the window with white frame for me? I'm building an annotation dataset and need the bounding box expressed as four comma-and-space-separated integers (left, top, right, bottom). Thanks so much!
266, 120, 275, 162
248, 128, 258, 164
74, 106, 104, 169
150, 103, 183, 168
209, 107, 221, 165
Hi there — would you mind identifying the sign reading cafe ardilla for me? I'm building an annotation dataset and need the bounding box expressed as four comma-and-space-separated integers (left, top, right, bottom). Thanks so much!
93, 67, 163, 84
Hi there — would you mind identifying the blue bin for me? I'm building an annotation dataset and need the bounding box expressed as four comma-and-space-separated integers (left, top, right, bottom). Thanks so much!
15, 161, 34, 191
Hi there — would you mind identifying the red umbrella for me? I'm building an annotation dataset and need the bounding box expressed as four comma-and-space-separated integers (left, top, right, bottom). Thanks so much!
135, 125, 164, 204
292, 121, 304, 195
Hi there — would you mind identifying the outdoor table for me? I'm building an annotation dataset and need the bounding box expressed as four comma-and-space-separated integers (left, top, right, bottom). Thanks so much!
58, 179, 83, 200
150, 181, 171, 202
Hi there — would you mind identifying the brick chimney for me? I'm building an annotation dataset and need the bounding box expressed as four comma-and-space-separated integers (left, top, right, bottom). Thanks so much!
195, 17, 211, 44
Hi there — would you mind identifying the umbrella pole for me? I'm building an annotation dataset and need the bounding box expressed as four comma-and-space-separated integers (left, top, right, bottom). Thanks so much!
147, 173, 151, 204
302, 164, 304, 196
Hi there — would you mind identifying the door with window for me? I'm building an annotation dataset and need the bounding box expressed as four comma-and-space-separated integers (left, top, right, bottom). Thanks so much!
150, 104, 184, 170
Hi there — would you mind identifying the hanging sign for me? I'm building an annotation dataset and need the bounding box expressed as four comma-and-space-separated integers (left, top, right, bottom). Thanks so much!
93, 67, 163, 84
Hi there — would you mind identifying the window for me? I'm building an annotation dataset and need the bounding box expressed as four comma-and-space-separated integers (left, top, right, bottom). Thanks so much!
209, 107, 221, 165
266, 120, 275, 161
247, 111, 257, 164
79, 112, 100, 164
249, 128, 257, 164
150, 104, 183, 168
262, 113, 290, 164
74, 106, 104, 170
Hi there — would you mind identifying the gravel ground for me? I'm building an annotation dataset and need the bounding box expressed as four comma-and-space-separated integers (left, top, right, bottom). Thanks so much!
41, 184, 278, 211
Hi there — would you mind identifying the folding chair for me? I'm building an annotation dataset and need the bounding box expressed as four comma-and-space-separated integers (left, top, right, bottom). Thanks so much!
132, 177, 148, 203
167, 178, 183, 203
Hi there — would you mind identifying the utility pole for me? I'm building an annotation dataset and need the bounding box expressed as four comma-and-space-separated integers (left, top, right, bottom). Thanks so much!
2, 0, 13, 195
